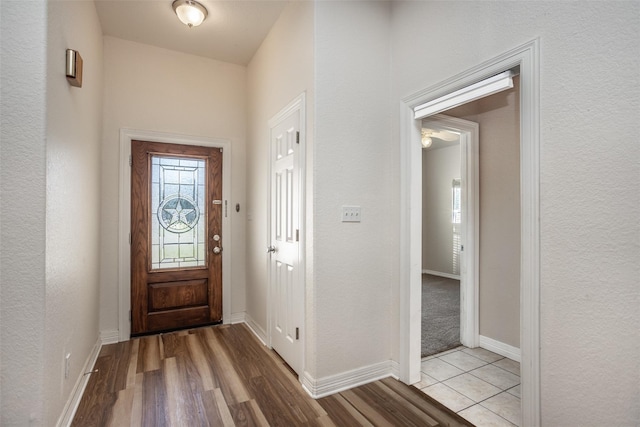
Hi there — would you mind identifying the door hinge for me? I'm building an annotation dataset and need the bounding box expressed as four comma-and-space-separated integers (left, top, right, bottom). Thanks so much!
461, 244, 464, 251
295, 327, 299, 340
129, 310, 131, 322
128, 232, 131, 245
296, 131, 300, 144
296, 229, 299, 242
129, 155, 132, 167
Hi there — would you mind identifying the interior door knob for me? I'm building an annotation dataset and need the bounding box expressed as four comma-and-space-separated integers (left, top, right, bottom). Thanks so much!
267, 246, 277, 253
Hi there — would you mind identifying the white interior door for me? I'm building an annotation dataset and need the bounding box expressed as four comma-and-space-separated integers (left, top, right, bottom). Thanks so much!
269, 105, 303, 375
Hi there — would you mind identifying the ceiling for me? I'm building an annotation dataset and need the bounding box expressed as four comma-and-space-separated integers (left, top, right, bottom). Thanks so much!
95, 0, 290, 66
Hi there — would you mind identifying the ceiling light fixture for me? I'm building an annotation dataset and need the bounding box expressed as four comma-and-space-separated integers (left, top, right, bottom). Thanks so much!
172, 0, 208, 28
421, 129, 433, 148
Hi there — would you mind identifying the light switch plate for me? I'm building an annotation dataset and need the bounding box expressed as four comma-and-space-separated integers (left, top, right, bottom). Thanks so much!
342, 206, 361, 222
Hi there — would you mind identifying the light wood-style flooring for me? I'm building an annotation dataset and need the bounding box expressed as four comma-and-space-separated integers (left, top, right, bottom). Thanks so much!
72, 323, 472, 426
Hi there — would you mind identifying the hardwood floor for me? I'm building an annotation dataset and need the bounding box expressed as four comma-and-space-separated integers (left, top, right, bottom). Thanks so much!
72, 324, 472, 426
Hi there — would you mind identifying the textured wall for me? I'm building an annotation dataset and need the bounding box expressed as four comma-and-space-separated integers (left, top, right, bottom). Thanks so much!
422, 144, 461, 275
100, 37, 247, 332
45, 1, 104, 423
314, 1, 394, 377
391, 1, 639, 424
245, 1, 315, 369
0, 0, 47, 424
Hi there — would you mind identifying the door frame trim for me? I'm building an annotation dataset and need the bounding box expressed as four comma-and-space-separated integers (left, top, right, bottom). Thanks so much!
118, 128, 232, 341
266, 93, 306, 375
422, 114, 480, 349
399, 39, 540, 425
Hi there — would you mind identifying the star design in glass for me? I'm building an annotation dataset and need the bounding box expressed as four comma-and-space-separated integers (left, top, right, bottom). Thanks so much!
163, 199, 195, 228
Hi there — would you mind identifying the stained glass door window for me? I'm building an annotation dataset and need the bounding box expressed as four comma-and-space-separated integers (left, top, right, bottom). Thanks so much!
150, 155, 206, 270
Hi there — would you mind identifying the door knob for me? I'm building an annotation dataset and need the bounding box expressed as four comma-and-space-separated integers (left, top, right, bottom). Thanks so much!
213, 246, 222, 254
267, 246, 277, 253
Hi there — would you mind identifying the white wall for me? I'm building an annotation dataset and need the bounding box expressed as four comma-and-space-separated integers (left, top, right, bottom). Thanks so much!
313, 1, 394, 378
1, 0, 104, 424
0, 1, 47, 424
245, 1, 315, 355
100, 37, 247, 332
45, 0, 104, 423
422, 144, 461, 275
391, 2, 639, 424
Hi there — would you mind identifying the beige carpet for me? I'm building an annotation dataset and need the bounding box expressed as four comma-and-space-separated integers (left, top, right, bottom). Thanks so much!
422, 274, 460, 357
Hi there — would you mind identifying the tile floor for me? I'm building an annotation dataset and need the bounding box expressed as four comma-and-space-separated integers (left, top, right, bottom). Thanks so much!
415, 346, 521, 427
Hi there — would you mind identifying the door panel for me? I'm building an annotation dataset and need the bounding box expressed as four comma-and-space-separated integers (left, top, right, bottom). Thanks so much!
131, 140, 222, 336
274, 261, 295, 345
148, 279, 208, 311
270, 111, 302, 374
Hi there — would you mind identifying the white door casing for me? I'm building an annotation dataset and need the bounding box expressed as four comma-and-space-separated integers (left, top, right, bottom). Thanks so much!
268, 94, 306, 376
422, 115, 480, 348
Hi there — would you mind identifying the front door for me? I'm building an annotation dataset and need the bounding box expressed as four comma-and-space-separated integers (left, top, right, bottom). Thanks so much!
269, 107, 303, 375
131, 140, 223, 336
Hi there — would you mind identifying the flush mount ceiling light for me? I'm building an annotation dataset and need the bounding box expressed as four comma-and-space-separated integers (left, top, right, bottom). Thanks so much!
172, 0, 208, 28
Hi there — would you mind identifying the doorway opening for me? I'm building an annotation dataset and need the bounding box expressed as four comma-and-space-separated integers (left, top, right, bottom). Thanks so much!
421, 115, 479, 358
417, 80, 524, 423
399, 39, 540, 425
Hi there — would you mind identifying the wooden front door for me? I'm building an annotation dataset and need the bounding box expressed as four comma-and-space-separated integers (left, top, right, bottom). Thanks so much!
131, 140, 223, 336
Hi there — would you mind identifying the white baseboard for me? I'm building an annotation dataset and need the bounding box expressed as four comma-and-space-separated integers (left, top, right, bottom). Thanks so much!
422, 269, 461, 280
229, 312, 246, 325
244, 313, 267, 347
56, 336, 102, 427
301, 360, 394, 399
390, 359, 400, 380
479, 335, 521, 362
100, 329, 120, 345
